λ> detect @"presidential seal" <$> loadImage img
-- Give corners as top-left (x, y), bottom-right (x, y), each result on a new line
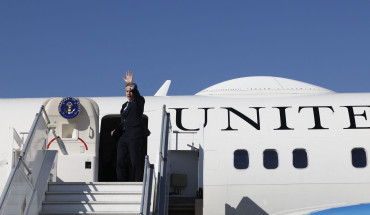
top-left (58, 97), bottom-right (81, 119)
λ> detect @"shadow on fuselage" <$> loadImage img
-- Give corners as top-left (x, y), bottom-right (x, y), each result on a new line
top-left (225, 197), bottom-right (269, 215)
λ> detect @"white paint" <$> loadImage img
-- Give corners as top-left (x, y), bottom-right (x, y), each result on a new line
top-left (1, 76), bottom-right (370, 214)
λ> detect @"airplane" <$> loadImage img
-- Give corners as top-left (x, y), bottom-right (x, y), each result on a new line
top-left (1, 76), bottom-right (370, 215)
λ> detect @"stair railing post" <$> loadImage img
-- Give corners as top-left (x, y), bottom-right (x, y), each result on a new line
top-left (140, 155), bottom-right (149, 215)
top-left (156, 105), bottom-right (170, 215)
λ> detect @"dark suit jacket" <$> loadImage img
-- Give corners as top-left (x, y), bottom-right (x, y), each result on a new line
top-left (115, 83), bottom-right (145, 140)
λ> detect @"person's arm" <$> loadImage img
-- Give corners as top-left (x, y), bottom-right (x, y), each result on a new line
top-left (123, 70), bottom-right (143, 101)
top-left (130, 83), bottom-right (144, 101)
top-left (131, 83), bottom-right (145, 114)
top-left (123, 70), bottom-right (145, 112)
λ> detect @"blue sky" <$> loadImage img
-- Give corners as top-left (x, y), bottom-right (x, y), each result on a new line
top-left (0, 1), bottom-right (369, 98)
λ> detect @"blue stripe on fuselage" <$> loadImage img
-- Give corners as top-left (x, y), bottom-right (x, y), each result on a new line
top-left (310, 204), bottom-right (370, 215)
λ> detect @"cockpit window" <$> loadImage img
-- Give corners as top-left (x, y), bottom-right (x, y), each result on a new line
top-left (234, 149), bottom-right (249, 169)
top-left (352, 148), bottom-right (367, 168)
top-left (293, 149), bottom-right (308, 169)
top-left (264, 149), bottom-right (278, 169)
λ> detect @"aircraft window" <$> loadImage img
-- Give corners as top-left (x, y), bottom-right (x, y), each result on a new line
top-left (264, 149), bottom-right (278, 169)
top-left (293, 149), bottom-right (308, 169)
top-left (352, 148), bottom-right (367, 168)
top-left (234, 149), bottom-right (249, 169)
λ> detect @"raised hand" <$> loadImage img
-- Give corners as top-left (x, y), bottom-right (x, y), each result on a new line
top-left (123, 70), bottom-right (133, 84)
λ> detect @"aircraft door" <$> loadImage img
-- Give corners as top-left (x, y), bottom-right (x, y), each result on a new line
top-left (44, 97), bottom-right (99, 182)
top-left (98, 114), bottom-right (120, 182)
top-left (98, 114), bottom-right (149, 182)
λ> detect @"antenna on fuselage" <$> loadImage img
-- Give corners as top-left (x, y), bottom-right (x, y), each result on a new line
top-left (154, 80), bottom-right (171, 96)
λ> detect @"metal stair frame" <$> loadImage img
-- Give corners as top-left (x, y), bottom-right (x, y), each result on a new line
top-left (0, 106), bottom-right (57, 215)
top-left (0, 104), bottom-right (171, 215)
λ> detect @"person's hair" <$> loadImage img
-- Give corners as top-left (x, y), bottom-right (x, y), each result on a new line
top-left (125, 83), bottom-right (138, 90)
top-left (125, 83), bottom-right (133, 88)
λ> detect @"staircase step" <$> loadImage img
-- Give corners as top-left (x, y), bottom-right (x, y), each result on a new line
top-left (45, 191), bottom-right (142, 202)
top-left (41, 201), bottom-right (141, 212)
top-left (169, 204), bottom-right (195, 211)
top-left (48, 182), bottom-right (143, 192)
top-left (169, 204), bottom-right (195, 215)
top-left (40, 182), bottom-right (145, 214)
top-left (40, 212), bottom-right (139, 215)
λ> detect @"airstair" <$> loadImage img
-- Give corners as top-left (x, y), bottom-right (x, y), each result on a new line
top-left (39, 182), bottom-right (142, 215)
top-left (0, 103), bottom-right (170, 215)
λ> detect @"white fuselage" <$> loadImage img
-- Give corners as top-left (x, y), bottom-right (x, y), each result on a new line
top-left (1, 91), bottom-right (370, 214)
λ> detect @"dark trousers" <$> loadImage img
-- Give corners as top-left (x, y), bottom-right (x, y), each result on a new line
top-left (116, 134), bottom-right (144, 182)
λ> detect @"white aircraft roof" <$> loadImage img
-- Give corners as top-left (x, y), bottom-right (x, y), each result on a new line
top-left (195, 76), bottom-right (334, 97)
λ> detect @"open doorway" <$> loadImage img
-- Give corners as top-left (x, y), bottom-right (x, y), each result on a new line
top-left (98, 114), bottom-right (148, 182)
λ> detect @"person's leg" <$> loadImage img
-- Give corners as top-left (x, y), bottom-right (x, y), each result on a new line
top-left (116, 136), bottom-right (129, 181)
top-left (128, 138), bottom-right (144, 182)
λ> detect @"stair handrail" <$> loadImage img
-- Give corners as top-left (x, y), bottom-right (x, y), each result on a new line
top-left (155, 105), bottom-right (171, 215)
top-left (140, 155), bottom-right (154, 215)
top-left (11, 127), bottom-right (23, 150)
top-left (0, 105), bottom-right (50, 213)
